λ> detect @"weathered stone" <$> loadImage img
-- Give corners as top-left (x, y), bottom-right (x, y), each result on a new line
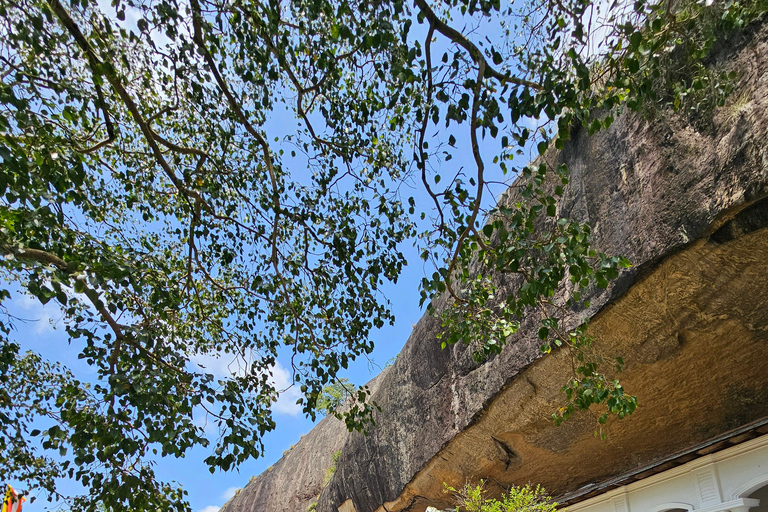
top-left (220, 372), bottom-right (390, 512)
top-left (219, 415), bottom-right (345, 512)
top-left (222, 19), bottom-right (768, 512)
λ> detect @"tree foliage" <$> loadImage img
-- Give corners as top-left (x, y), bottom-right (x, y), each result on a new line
top-left (317, 378), bottom-right (358, 417)
top-left (0, 0), bottom-right (765, 508)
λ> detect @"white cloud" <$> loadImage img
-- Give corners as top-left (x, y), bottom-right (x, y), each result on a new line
top-left (198, 506), bottom-right (220, 512)
top-left (191, 352), bottom-right (249, 379)
top-left (222, 487), bottom-right (239, 501)
top-left (190, 353), bottom-right (302, 417)
top-left (16, 293), bottom-right (63, 334)
top-left (270, 362), bottom-right (302, 416)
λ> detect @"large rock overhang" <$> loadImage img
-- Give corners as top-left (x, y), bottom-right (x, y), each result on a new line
top-left (315, 20), bottom-right (768, 512)
top-left (371, 203), bottom-right (768, 512)
top-left (221, 19), bottom-right (768, 512)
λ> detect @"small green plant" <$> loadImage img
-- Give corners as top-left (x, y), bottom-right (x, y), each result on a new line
top-left (323, 450), bottom-right (342, 486)
top-left (444, 481), bottom-right (559, 512)
top-left (307, 502), bottom-right (317, 512)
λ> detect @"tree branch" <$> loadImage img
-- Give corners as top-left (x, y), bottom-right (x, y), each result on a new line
top-left (78, 79), bottom-right (116, 154)
top-left (413, 0), bottom-right (543, 90)
top-left (1, 243), bottom-right (185, 374)
top-left (444, 59), bottom-right (487, 302)
top-left (417, 25), bottom-right (447, 232)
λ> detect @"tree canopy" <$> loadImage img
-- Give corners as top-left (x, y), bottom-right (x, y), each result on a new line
top-left (0, 0), bottom-right (765, 508)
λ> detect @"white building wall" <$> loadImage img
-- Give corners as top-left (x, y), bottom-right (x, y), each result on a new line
top-left (566, 435), bottom-right (768, 512)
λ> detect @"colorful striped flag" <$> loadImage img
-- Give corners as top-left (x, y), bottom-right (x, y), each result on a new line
top-left (1, 485), bottom-right (24, 512)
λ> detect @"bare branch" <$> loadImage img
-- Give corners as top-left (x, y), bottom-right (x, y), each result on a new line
top-left (445, 59), bottom-right (487, 302)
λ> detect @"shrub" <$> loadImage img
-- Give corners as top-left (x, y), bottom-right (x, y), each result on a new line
top-left (445, 481), bottom-right (559, 512)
